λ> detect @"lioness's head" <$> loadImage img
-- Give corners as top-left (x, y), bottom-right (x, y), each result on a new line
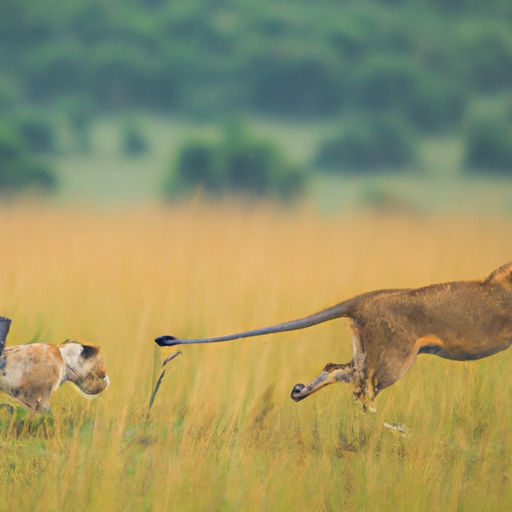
top-left (59, 341), bottom-right (109, 396)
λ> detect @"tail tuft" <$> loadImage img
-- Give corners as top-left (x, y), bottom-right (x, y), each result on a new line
top-left (155, 335), bottom-right (179, 346)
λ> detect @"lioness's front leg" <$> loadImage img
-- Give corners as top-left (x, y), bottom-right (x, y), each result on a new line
top-left (291, 361), bottom-right (354, 402)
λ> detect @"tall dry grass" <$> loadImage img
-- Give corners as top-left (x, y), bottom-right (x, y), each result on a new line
top-left (0, 198), bottom-right (511, 511)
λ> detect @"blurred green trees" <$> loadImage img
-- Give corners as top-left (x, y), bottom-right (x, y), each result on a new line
top-left (165, 123), bottom-right (308, 199)
top-left (3, 0), bottom-right (512, 123)
top-left (316, 115), bottom-right (416, 172)
top-left (465, 116), bottom-right (512, 174)
top-left (3, 0), bottom-right (512, 189)
top-left (0, 121), bottom-right (57, 192)
top-left (121, 123), bottom-right (149, 156)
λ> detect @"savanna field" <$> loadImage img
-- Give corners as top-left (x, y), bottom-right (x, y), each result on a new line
top-left (1, 198), bottom-right (512, 511)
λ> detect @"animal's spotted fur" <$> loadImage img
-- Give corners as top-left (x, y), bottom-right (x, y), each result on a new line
top-left (0, 318), bottom-right (108, 413)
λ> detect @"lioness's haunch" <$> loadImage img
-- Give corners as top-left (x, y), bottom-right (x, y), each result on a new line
top-left (156, 262), bottom-right (512, 410)
top-left (0, 318), bottom-right (109, 413)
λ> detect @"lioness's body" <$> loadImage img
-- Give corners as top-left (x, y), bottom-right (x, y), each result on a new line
top-left (0, 340), bottom-right (109, 413)
top-left (156, 262), bottom-right (512, 409)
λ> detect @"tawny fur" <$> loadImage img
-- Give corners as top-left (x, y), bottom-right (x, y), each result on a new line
top-left (0, 338), bottom-right (109, 413)
top-left (156, 262), bottom-right (512, 410)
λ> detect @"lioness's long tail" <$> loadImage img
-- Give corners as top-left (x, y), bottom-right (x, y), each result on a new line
top-left (155, 296), bottom-right (363, 347)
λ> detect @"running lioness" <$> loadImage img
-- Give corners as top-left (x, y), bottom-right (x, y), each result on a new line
top-left (0, 316), bottom-right (109, 413)
top-left (155, 262), bottom-right (512, 410)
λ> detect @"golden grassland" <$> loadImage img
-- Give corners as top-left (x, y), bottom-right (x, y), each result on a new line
top-left (0, 198), bottom-right (512, 511)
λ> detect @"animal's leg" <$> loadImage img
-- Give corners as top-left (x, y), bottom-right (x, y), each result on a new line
top-left (351, 370), bottom-right (378, 413)
top-left (0, 316), bottom-right (11, 356)
top-left (352, 322), bottom-right (421, 412)
top-left (291, 361), bottom-right (354, 402)
top-left (14, 385), bottom-right (52, 413)
top-left (347, 330), bottom-right (378, 412)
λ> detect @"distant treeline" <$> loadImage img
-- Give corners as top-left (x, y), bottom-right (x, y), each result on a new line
top-left (2, 0), bottom-right (512, 191)
top-left (2, 0), bottom-right (511, 125)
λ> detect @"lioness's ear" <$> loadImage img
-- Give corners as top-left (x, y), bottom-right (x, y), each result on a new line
top-left (81, 345), bottom-right (99, 359)
top-left (502, 264), bottom-right (512, 284)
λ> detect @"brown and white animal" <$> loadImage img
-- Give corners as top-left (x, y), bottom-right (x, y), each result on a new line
top-left (0, 316), bottom-right (109, 413)
top-left (155, 262), bottom-right (512, 411)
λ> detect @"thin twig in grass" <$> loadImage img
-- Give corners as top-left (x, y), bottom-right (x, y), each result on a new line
top-left (383, 422), bottom-right (409, 437)
top-left (148, 351), bottom-right (181, 418)
top-left (162, 350), bottom-right (182, 367)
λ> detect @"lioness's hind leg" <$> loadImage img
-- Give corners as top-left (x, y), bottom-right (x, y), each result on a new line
top-left (291, 361), bottom-right (354, 402)
top-left (352, 372), bottom-right (378, 413)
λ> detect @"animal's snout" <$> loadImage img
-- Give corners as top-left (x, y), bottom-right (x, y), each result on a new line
top-left (291, 383), bottom-right (307, 402)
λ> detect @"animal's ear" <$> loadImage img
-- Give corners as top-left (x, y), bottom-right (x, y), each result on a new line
top-left (81, 344), bottom-right (99, 359)
top-left (501, 263), bottom-right (512, 284)
top-left (488, 262), bottom-right (512, 284)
